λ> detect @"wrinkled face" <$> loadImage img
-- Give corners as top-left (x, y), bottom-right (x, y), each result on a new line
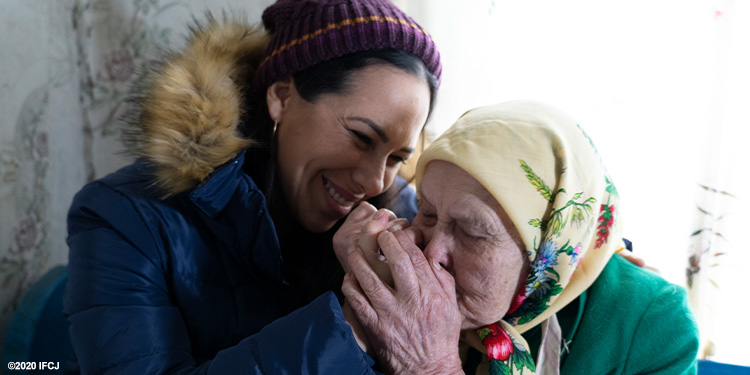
top-left (413, 161), bottom-right (530, 330)
top-left (270, 65), bottom-right (429, 233)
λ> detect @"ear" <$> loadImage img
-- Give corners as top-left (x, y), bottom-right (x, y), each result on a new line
top-left (266, 77), bottom-right (294, 123)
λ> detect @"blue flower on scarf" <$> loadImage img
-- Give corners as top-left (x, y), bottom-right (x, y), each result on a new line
top-left (532, 240), bottom-right (559, 277)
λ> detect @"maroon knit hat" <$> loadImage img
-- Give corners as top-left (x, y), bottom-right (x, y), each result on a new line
top-left (255, 0), bottom-right (441, 89)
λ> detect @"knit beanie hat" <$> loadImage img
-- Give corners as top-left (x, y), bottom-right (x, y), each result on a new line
top-left (255, 0), bottom-right (441, 89)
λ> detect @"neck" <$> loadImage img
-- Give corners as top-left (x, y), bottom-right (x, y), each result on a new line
top-left (268, 182), bottom-right (346, 312)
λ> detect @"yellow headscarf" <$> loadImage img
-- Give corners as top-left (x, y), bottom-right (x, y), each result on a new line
top-left (415, 101), bottom-right (624, 374)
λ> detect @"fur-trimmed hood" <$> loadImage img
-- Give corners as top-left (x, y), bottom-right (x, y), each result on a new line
top-left (122, 16), bottom-right (270, 197)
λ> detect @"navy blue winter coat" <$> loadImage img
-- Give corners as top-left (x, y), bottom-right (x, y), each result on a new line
top-left (64, 20), bottom-right (417, 374)
top-left (66, 153), bottom-right (414, 374)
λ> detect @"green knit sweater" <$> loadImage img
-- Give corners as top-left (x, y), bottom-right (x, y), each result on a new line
top-left (464, 255), bottom-right (700, 374)
top-left (526, 254), bottom-right (700, 374)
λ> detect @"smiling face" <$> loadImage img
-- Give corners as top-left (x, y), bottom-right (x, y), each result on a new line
top-left (413, 161), bottom-right (530, 330)
top-left (268, 64), bottom-right (430, 233)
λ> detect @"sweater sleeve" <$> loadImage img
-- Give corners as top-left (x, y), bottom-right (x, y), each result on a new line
top-left (623, 282), bottom-right (700, 375)
top-left (65, 181), bottom-right (377, 375)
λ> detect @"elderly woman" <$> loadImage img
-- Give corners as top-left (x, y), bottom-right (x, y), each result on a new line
top-left (336, 100), bottom-right (700, 374)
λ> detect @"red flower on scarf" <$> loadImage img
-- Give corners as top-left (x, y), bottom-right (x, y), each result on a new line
top-left (482, 323), bottom-right (514, 361)
top-left (507, 288), bottom-right (526, 315)
top-left (595, 204), bottom-right (615, 248)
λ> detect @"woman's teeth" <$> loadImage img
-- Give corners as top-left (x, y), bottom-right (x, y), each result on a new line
top-left (325, 180), bottom-right (354, 206)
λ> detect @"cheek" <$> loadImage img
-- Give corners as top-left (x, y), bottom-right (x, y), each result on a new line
top-left (454, 267), bottom-right (506, 327)
top-left (276, 145), bottom-right (308, 197)
top-left (278, 123), bottom-right (342, 174)
top-left (456, 258), bottom-right (496, 296)
top-left (457, 254), bottom-right (519, 314)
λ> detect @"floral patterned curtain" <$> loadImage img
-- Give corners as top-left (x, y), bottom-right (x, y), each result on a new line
top-left (0, 0), bottom-right (273, 345)
top-left (686, 0), bottom-right (750, 364)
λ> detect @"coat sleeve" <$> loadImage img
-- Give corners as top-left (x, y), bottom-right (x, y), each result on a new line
top-left (391, 176), bottom-right (419, 222)
top-left (65, 181), bottom-right (378, 375)
top-left (622, 282), bottom-right (700, 375)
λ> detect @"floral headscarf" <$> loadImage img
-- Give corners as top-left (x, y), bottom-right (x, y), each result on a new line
top-left (415, 101), bottom-right (625, 374)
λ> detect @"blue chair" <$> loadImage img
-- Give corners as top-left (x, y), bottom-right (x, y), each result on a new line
top-left (3, 266), bottom-right (72, 374)
top-left (699, 359), bottom-right (750, 374)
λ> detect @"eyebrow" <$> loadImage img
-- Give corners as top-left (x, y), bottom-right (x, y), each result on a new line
top-left (348, 116), bottom-right (415, 154)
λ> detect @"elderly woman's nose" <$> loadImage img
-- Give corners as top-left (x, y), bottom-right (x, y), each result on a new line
top-left (422, 234), bottom-right (451, 270)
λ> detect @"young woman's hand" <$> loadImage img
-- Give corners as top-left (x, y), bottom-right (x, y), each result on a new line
top-left (333, 202), bottom-right (378, 272)
top-left (342, 228), bottom-right (463, 375)
top-left (333, 202), bottom-right (408, 285)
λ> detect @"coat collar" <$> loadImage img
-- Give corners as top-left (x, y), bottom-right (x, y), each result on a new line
top-left (187, 151), bottom-right (284, 284)
top-left (121, 16), bottom-right (270, 198)
top-left (188, 152), bottom-right (246, 218)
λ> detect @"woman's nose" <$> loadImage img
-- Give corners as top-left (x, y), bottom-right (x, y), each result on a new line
top-left (353, 158), bottom-right (387, 197)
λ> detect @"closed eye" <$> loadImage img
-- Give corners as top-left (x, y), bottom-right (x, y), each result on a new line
top-left (389, 155), bottom-right (407, 164)
top-left (350, 130), bottom-right (373, 145)
top-left (460, 226), bottom-right (484, 242)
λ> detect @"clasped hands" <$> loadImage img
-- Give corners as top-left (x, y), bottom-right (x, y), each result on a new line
top-left (333, 203), bottom-right (464, 375)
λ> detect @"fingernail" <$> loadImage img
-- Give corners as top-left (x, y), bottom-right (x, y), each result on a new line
top-left (432, 259), bottom-right (442, 271)
top-left (374, 210), bottom-right (386, 220)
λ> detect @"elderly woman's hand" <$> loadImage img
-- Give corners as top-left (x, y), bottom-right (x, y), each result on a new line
top-left (618, 248), bottom-right (661, 273)
top-left (334, 202), bottom-right (410, 356)
top-left (342, 228), bottom-right (464, 375)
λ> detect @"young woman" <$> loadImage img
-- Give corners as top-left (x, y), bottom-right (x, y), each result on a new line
top-left (64, 0), bottom-right (440, 373)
